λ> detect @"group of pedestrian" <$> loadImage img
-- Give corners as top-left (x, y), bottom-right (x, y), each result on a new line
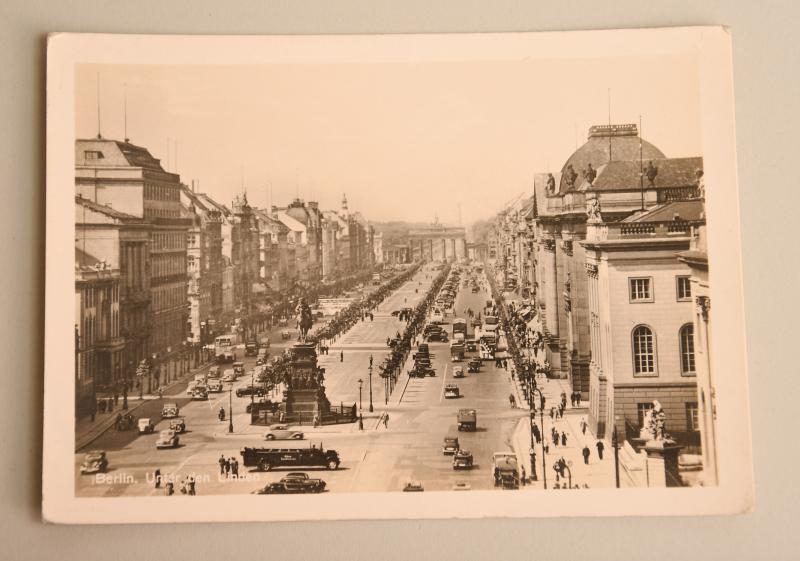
top-left (551, 426), bottom-right (568, 447)
top-left (570, 391), bottom-right (582, 407)
top-left (218, 454), bottom-right (240, 478)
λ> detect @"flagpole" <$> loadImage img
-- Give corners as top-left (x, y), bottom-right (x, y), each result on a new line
top-left (639, 115), bottom-right (644, 211)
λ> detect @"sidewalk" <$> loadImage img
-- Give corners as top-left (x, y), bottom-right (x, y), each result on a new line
top-left (74, 360), bottom-right (214, 451)
top-left (509, 374), bottom-right (616, 489)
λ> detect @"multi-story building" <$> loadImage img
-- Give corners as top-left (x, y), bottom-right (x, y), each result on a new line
top-left (75, 249), bottom-right (123, 417)
top-left (230, 194), bottom-right (261, 324)
top-left (272, 199), bottom-right (324, 284)
top-left (76, 139), bottom-right (190, 377)
top-left (254, 208), bottom-right (292, 292)
top-left (181, 186), bottom-right (224, 344)
top-left (75, 196), bottom-right (149, 390)
top-left (513, 123), bottom-right (707, 449)
top-left (373, 232), bottom-right (384, 265)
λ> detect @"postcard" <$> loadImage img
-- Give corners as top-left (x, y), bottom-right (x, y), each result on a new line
top-left (44, 28), bottom-right (753, 523)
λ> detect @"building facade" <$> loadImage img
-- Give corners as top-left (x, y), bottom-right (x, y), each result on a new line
top-left (76, 139), bottom-right (190, 374)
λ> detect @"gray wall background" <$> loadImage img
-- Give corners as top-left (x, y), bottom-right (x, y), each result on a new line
top-left (1, 1), bottom-right (797, 559)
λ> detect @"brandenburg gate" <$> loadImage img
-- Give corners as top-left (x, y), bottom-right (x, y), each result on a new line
top-left (408, 224), bottom-right (467, 262)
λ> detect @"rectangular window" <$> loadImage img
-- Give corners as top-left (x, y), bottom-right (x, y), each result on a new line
top-left (629, 277), bottom-right (653, 302)
top-left (686, 402), bottom-right (699, 431)
top-left (84, 150), bottom-right (103, 160)
top-left (677, 276), bottom-right (692, 301)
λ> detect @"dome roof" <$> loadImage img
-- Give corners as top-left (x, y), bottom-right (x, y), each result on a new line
top-left (559, 124), bottom-right (666, 192)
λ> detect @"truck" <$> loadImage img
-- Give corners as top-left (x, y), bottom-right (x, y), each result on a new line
top-left (214, 334), bottom-right (238, 363)
top-left (241, 444), bottom-right (341, 471)
top-left (457, 408), bottom-right (477, 432)
top-left (245, 339), bottom-right (259, 357)
top-left (492, 452), bottom-right (520, 489)
top-left (452, 318), bottom-right (468, 340)
top-left (483, 315), bottom-right (499, 333)
top-left (450, 341), bottom-right (465, 362)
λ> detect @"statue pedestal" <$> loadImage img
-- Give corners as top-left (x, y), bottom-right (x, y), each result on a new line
top-left (280, 342), bottom-right (332, 424)
top-left (644, 440), bottom-right (683, 488)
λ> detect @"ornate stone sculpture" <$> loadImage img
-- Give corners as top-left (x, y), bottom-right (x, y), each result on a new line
top-left (546, 173), bottom-right (556, 194)
top-left (640, 400), bottom-right (669, 442)
top-left (583, 163), bottom-right (597, 185)
top-left (644, 160), bottom-right (659, 185)
top-left (295, 297), bottom-right (313, 342)
top-left (564, 272), bottom-right (571, 294)
top-left (564, 165), bottom-right (578, 189)
top-left (586, 195), bottom-right (602, 223)
top-left (695, 169), bottom-right (705, 199)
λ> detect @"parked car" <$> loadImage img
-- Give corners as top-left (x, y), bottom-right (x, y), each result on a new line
top-left (168, 418), bottom-right (186, 433)
top-left (403, 480), bottom-right (425, 492)
top-left (79, 451), bottom-right (108, 474)
top-left (263, 424), bottom-right (304, 441)
top-left (161, 403), bottom-right (179, 418)
top-left (156, 429), bottom-right (180, 449)
top-left (137, 418), bottom-right (155, 434)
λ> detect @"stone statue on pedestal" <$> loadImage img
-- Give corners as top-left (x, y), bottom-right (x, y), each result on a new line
top-left (586, 195), bottom-right (602, 223)
top-left (295, 297), bottom-right (313, 342)
top-left (546, 173), bottom-right (556, 194)
top-left (640, 400), bottom-right (669, 442)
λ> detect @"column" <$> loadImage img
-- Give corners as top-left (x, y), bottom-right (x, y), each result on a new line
top-left (544, 239), bottom-right (558, 337)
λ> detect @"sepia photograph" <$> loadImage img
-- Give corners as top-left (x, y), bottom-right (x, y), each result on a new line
top-left (44, 28), bottom-right (752, 523)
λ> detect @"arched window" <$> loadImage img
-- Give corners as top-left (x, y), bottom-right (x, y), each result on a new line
top-left (632, 325), bottom-right (656, 374)
top-left (680, 324), bottom-right (696, 374)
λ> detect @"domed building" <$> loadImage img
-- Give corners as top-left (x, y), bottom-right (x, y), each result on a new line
top-left (518, 123), bottom-right (708, 464)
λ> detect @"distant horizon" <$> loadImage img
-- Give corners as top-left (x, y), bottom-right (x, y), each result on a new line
top-left (76, 56), bottom-right (701, 227)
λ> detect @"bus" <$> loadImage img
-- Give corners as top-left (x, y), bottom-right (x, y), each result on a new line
top-left (452, 318), bottom-right (468, 340)
top-left (214, 334), bottom-right (238, 363)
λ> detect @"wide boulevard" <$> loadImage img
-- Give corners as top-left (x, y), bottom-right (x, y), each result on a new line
top-left (75, 264), bottom-right (526, 496)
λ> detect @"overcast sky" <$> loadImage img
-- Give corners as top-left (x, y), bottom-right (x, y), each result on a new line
top-left (76, 54), bottom-right (701, 226)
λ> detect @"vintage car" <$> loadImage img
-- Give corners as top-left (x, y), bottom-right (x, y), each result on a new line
top-left (190, 388), bottom-right (209, 401)
top-left (237, 385), bottom-right (266, 398)
top-left (233, 362), bottom-right (245, 375)
top-left (168, 418), bottom-right (186, 433)
top-left (137, 418), bottom-right (155, 434)
top-left (452, 481), bottom-right (472, 491)
top-left (251, 482), bottom-right (288, 495)
top-left (207, 378), bottom-right (223, 393)
top-left (194, 372), bottom-right (207, 383)
top-left (442, 436), bottom-right (460, 455)
top-left (263, 424), bottom-right (304, 440)
top-left (161, 403), bottom-right (179, 418)
top-left (465, 339), bottom-right (478, 352)
top-left (453, 366), bottom-right (465, 378)
top-left (467, 359), bottom-right (481, 373)
top-left (222, 369), bottom-right (236, 382)
top-left (280, 472), bottom-right (326, 493)
top-left (207, 366), bottom-right (221, 378)
top-left (426, 331), bottom-right (448, 342)
top-left (402, 480), bottom-right (425, 492)
top-left (79, 451), bottom-right (109, 475)
top-left (453, 450), bottom-right (474, 470)
top-left (186, 381), bottom-right (198, 395)
top-left (444, 384), bottom-right (460, 399)
top-left (156, 429), bottom-right (180, 449)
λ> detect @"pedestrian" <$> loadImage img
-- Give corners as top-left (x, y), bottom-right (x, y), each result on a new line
top-left (383, 413), bottom-right (389, 429)
top-left (552, 432), bottom-right (559, 447)
top-left (358, 414), bottom-right (364, 431)
top-left (179, 479), bottom-right (188, 494)
top-left (224, 457), bottom-right (231, 477)
top-left (313, 413), bottom-right (319, 428)
top-left (509, 394), bottom-right (516, 408)
top-left (154, 468), bottom-right (161, 489)
top-left (340, 350), bottom-right (344, 362)
top-left (561, 432), bottom-right (567, 446)
top-left (521, 465), bottom-right (526, 486)
top-left (582, 445), bottom-right (591, 465)
top-left (165, 481), bottom-right (174, 496)
top-left (570, 392), bottom-right (575, 407)
top-left (580, 417), bottom-right (588, 435)
top-left (188, 476), bottom-right (196, 495)
top-left (576, 392), bottom-right (581, 406)
top-left (231, 457), bottom-right (239, 477)
top-left (596, 440), bottom-right (605, 460)
top-left (550, 407), bottom-right (555, 421)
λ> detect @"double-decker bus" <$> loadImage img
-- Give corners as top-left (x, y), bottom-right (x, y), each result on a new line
top-left (214, 334), bottom-right (238, 363)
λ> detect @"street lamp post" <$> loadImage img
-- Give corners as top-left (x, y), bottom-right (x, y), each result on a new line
top-left (528, 410), bottom-right (538, 481)
top-left (358, 378), bottom-right (363, 411)
top-left (228, 385), bottom-right (234, 434)
top-left (612, 425), bottom-right (621, 488)
top-left (368, 361), bottom-right (374, 413)
top-left (531, 387), bottom-right (547, 489)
